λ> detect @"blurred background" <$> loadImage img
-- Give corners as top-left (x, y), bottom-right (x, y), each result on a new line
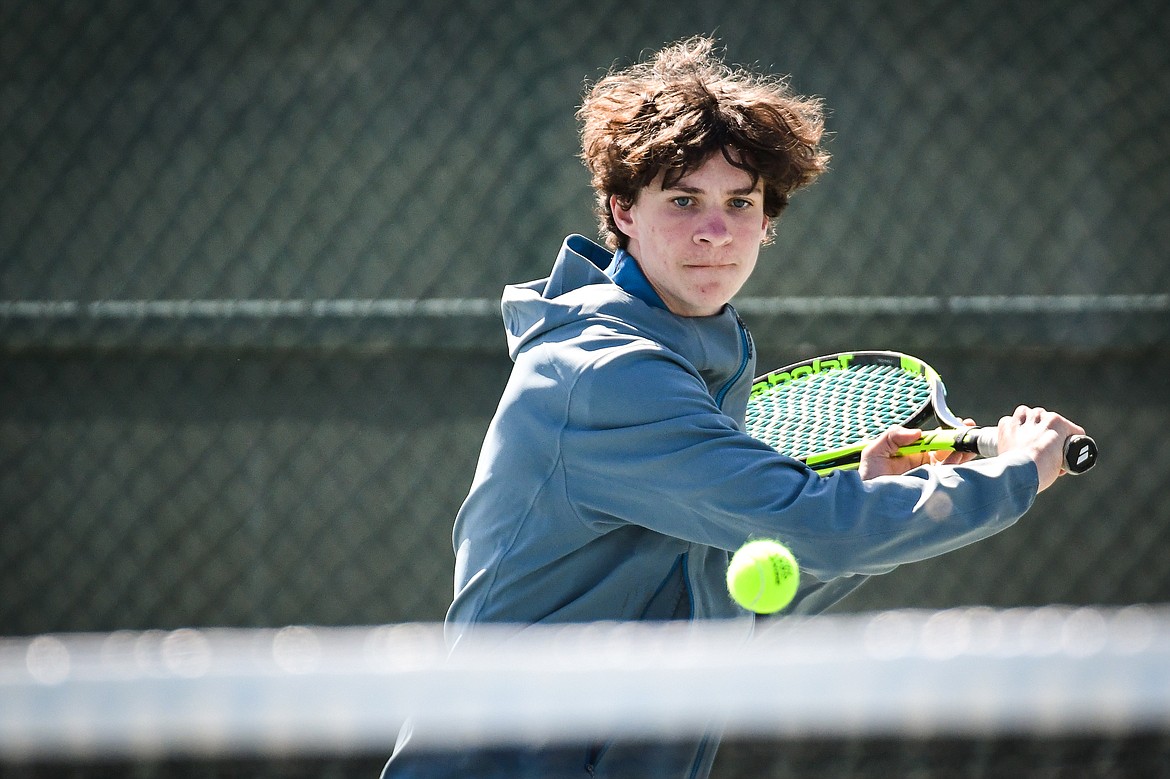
top-left (2, 0), bottom-right (1168, 776)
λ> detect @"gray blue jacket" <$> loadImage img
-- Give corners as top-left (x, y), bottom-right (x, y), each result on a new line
top-left (448, 234), bottom-right (1037, 632)
top-left (385, 234), bottom-right (1039, 778)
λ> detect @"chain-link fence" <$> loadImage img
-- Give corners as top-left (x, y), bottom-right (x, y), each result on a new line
top-left (2, 0), bottom-right (1169, 775)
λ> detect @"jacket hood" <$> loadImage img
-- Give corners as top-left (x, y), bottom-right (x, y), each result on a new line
top-left (499, 235), bottom-right (755, 425)
top-left (501, 235), bottom-right (747, 368)
top-left (502, 235), bottom-right (617, 359)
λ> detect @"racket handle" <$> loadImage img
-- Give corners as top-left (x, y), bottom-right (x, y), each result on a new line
top-left (952, 428), bottom-right (1098, 474)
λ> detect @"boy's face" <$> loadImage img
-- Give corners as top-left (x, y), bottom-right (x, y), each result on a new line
top-left (610, 152), bottom-right (770, 317)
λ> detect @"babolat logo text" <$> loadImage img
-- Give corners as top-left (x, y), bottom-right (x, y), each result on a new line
top-left (752, 354), bottom-right (855, 395)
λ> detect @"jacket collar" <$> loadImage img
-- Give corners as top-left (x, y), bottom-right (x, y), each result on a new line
top-left (604, 248), bottom-right (668, 311)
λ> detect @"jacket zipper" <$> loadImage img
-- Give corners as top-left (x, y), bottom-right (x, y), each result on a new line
top-left (713, 312), bottom-right (752, 409)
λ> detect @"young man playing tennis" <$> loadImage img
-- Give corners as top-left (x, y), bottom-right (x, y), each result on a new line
top-left (384, 36), bottom-right (1085, 778)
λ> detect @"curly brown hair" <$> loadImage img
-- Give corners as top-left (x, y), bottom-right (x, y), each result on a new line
top-left (578, 36), bottom-right (830, 249)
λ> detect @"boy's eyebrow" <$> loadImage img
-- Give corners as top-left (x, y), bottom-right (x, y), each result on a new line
top-left (664, 182), bottom-right (762, 196)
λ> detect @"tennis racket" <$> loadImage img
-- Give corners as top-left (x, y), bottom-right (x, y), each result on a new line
top-left (745, 351), bottom-right (1098, 475)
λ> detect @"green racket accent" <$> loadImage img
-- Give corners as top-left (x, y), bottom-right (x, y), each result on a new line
top-left (746, 352), bottom-right (948, 474)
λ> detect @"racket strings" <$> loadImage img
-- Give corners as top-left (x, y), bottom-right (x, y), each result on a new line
top-left (745, 365), bottom-right (931, 459)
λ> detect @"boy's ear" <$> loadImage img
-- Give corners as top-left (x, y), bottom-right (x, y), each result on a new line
top-left (609, 194), bottom-right (636, 236)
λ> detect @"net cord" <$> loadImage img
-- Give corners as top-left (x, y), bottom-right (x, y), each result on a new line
top-left (2, 607), bottom-right (1168, 760)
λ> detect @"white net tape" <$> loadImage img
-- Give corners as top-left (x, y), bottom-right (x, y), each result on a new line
top-left (3, 606), bottom-right (1168, 760)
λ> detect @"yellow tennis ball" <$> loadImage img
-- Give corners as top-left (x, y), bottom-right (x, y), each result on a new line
top-left (726, 539), bottom-right (800, 614)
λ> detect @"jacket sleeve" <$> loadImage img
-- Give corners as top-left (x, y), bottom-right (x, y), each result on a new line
top-left (560, 343), bottom-right (1039, 582)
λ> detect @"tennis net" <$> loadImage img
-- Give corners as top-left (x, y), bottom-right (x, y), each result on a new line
top-left (3, 606), bottom-right (1169, 775)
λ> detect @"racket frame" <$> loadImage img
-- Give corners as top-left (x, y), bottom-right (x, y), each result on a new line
top-left (748, 351), bottom-right (968, 474)
top-left (747, 350), bottom-right (1096, 475)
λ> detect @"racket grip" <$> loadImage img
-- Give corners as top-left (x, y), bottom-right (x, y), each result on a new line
top-left (951, 428), bottom-right (1098, 474)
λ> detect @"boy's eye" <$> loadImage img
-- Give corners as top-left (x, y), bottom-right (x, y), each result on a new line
top-left (730, 198), bottom-right (753, 209)
top-left (671, 196), bottom-right (694, 207)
